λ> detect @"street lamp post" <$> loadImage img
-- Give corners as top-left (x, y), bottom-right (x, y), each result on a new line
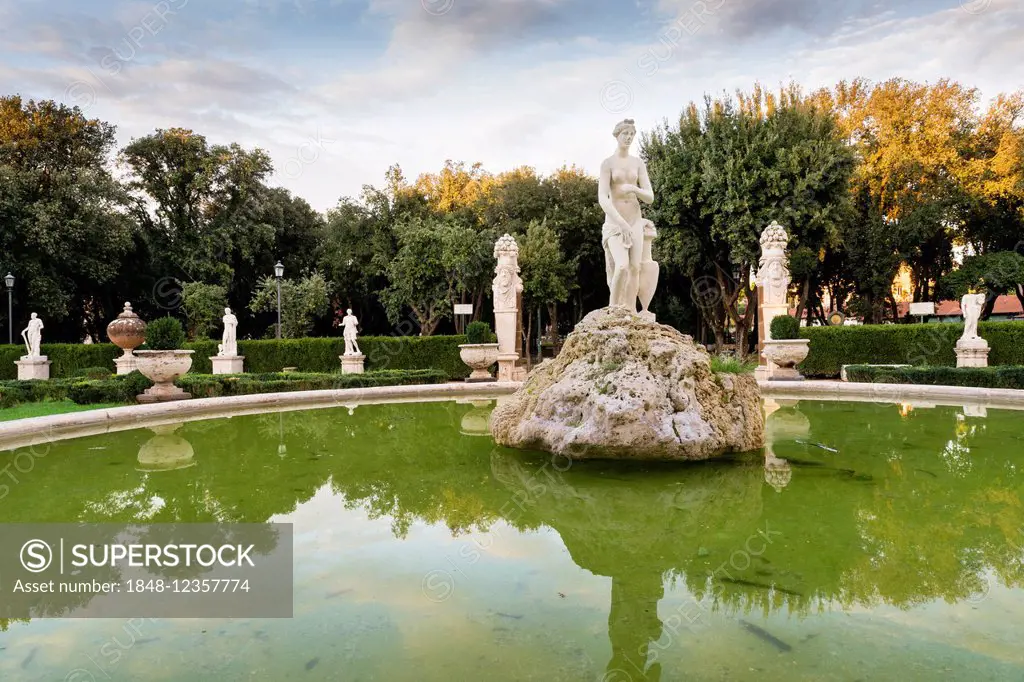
top-left (274, 261), bottom-right (284, 339)
top-left (4, 273), bottom-right (14, 345)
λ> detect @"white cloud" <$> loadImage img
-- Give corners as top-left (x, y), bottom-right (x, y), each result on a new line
top-left (0, 0), bottom-right (1021, 212)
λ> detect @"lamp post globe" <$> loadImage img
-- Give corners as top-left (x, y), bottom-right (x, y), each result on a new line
top-left (4, 273), bottom-right (13, 345)
top-left (274, 262), bottom-right (284, 339)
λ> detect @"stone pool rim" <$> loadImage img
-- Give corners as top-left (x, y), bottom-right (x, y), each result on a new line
top-left (1, 379), bottom-right (1022, 451)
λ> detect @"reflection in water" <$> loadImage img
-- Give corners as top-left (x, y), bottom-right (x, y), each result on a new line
top-left (136, 423), bottom-right (194, 472)
top-left (458, 399), bottom-right (494, 437)
top-left (2, 398), bottom-right (1024, 680)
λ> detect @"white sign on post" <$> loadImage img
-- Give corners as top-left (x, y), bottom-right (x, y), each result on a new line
top-left (909, 302), bottom-right (935, 318)
top-left (454, 304), bottom-right (473, 316)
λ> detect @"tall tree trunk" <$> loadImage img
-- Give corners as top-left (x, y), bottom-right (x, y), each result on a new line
top-left (795, 279), bottom-right (811, 325)
top-left (547, 302), bottom-right (558, 338)
top-left (524, 306), bottom-right (533, 371)
top-left (981, 292), bottom-right (999, 321)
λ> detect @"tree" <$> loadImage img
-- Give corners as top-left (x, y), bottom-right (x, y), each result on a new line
top-left (645, 85), bottom-right (855, 354)
top-left (518, 220), bottom-right (571, 364)
top-left (181, 282), bottom-right (228, 340)
top-left (541, 166), bottom-right (604, 327)
top-left (812, 78), bottom-right (1008, 310)
top-left (940, 251), bottom-right (1024, 318)
top-left (118, 128), bottom-right (273, 290)
top-left (0, 96), bottom-right (134, 340)
top-left (380, 216), bottom-right (458, 336)
top-left (249, 273), bottom-right (329, 338)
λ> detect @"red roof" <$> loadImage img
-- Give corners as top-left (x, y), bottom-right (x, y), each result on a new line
top-left (897, 295), bottom-right (1023, 318)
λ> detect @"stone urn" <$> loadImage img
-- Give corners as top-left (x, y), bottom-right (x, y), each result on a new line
top-left (107, 302), bottom-right (147, 375)
top-left (459, 343), bottom-right (499, 382)
top-left (134, 350), bottom-right (195, 403)
top-left (761, 339), bottom-right (810, 381)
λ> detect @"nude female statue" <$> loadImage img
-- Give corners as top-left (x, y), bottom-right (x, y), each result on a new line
top-left (598, 118), bottom-right (659, 319)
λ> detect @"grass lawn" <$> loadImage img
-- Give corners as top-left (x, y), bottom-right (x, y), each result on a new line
top-left (0, 400), bottom-right (126, 422)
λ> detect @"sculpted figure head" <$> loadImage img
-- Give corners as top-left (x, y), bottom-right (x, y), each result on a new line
top-left (612, 119), bottom-right (636, 149)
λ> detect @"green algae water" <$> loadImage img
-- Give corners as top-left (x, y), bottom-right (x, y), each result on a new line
top-left (1, 398), bottom-right (1023, 681)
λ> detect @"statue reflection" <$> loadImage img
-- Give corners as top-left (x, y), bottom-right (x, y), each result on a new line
top-left (489, 444), bottom-right (765, 681)
top-left (136, 423), bottom-right (194, 472)
top-left (761, 398), bottom-right (809, 492)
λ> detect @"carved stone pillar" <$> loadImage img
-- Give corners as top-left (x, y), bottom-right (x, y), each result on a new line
top-left (755, 221), bottom-right (792, 381)
top-left (493, 234), bottom-right (525, 382)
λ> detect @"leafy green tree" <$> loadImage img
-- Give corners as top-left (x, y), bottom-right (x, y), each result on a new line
top-left (249, 273), bottom-right (329, 338)
top-left (518, 220), bottom-right (571, 361)
top-left (541, 166), bottom-right (604, 327)
top-left (0, 96), bottom-right (134, 340)
top-left (181, 282), bottom-right (228, 340)
top-left (380, 215), bottom-right (474, 336)
top-left (940, 251), bottom-right (1024, 318)
top-left (118, 128), bottom-right (273, 290)
top-left (645, 85), bottom-right (855, 353)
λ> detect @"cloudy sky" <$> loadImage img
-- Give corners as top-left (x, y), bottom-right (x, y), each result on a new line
top-left (1, 0), bottom-right (1021, 211)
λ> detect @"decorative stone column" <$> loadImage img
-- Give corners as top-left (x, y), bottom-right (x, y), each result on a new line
top-left (107, 302), bottom-right (147, 375)
top-left (493, 234), bottom-right (525, 382)
top-left (755, 221), bottom-right (792, 381)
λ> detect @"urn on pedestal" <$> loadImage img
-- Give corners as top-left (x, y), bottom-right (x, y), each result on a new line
top-left (107, 302), bottom-right (147, 375)
top-left (133, 317), bottom-right (193, 403)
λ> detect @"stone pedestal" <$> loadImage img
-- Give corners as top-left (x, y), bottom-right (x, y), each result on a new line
top-left (955, 343), bottom-right (989, 368)
top-left (16, 357), bottom-right (50, 380)
top-left (114, 350), bottom-right (137, 375)
top-left (340, 354), bottom-right (365, 374)
top-left (497, 353), bottom-right (520, 382)
top-left (211, 355), bottom-right (245, 375)
top-left (137, 386), bottom-right (191, 403)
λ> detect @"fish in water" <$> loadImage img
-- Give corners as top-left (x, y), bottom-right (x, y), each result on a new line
top-left (305, 658), bottom-right (320, 671)
top-left (325, 589), bottom-right (353, 599)
top-left (739, 620), bottom-right (792, 652)
top-left (783, 457), bottom-right (826, 467)
top-left (794, 440), bottom-right (838, 453)
top-left (21, 647), bottom-right (38, 668)
top-left (134, 638), bottom-right (160, 646)
top-left (495, 612), bottom-right (524, 620)
top-left (720, 577), bottom-right (803, 597)
top-left (914, 468), bottom-right (938, 478)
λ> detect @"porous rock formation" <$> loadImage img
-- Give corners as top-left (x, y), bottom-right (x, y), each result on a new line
top-left (490, 307), bottom-right (764, 460)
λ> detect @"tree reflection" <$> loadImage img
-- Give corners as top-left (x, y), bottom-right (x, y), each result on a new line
top-left (1, 398), bottom-right (1022, 658)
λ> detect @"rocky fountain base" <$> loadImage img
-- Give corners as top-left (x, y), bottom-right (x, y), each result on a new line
top-left (490, 307), bottom-right (764, 461)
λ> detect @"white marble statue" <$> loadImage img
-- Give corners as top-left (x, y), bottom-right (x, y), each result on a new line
top-left (598, 118), bottom-right (659, 319)
top-left (959, 293), bottom-right (986, 346)
top-left (21, 313), bottom-right (43, 358)
top-left (218, 307), bottom-right (238, 357)
top-left (342, 309), bottom-right (361, 356)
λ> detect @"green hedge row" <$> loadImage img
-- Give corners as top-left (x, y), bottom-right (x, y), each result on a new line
top-left (845, 365), bottom-right (1024, 390)
top-left (175, 369), bottom-right (448, 399)
top-left (0, 335), bottom-right (470, 380)
top-left (799, 321), bottom-right (1024, 378)
top-left (0, 368), bottom-right (451, 408)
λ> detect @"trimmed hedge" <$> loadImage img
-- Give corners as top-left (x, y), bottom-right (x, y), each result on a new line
top-left (799, 321), bottom-right (1024, 378)
top-left (0, 368), bottom-right (451, 407)
top-left (0, 335), bottom-right (470, 380)
top-left (176, 369), bottom-right (448, 399)
top-left (0, 371), bottom-right (152, 408)
top-left (845, 364), bottom-right (1024, 390)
